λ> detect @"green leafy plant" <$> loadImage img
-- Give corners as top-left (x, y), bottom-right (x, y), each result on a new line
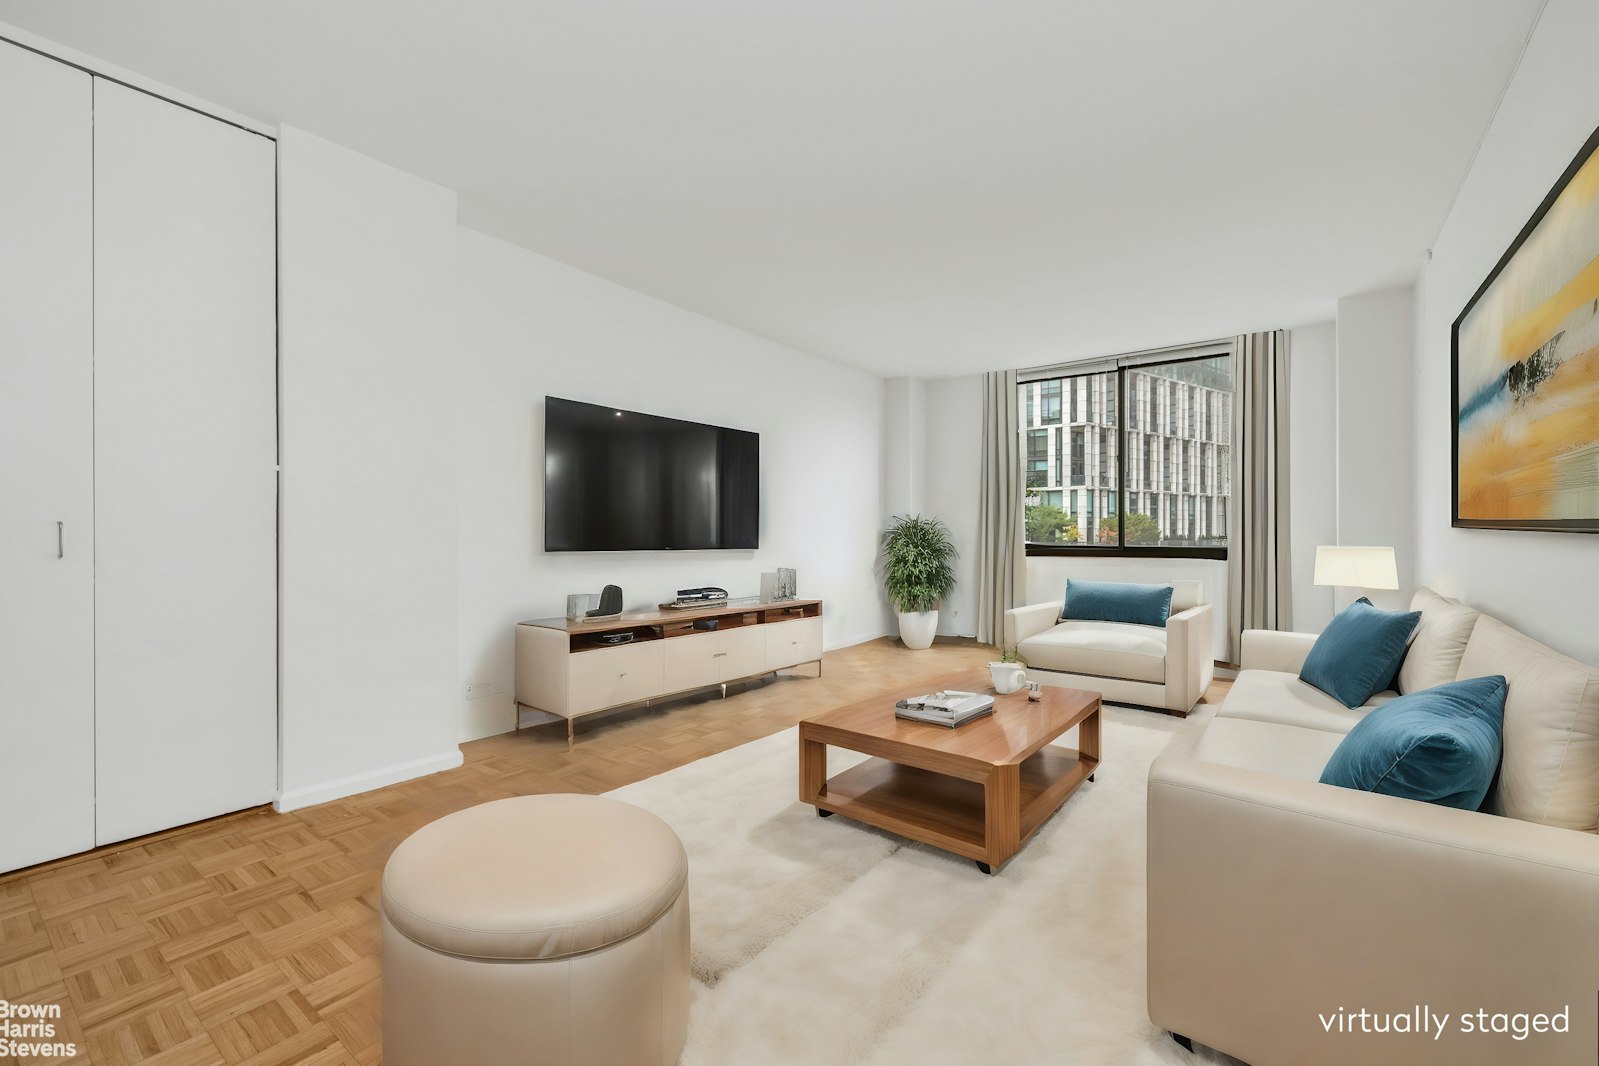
top-left (880, 515), bottom-right (957, 614)
top-left (1097, 511), bottom-right (1162, 545)
top-left (1025, 504), bottom-right (1080, 544)
top-left (999, 646), bottom-right (1024, 665)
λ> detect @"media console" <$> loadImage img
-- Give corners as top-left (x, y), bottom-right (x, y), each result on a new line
top-left (515, 599), bottom-right (824, 748)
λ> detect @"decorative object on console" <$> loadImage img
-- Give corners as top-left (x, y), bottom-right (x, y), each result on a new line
top-left (759, 570), bottom-right (797, 603)
top-left (565, 593), bottom-right (593, 621)
top-left (880, 515), bottom-right (957, 651)
top-left (1319, 674), bottom-right (1507, 810)
top-left (586, 584), bottom-right (623, 621)
top-left (1060, 578), bottom-right (1173, 628)
top-left (1454, 124), bottom-right (1599, 534)
top-left (1298, 597), bottom-right (1421, 708)
top-left (1313, 545), bottom-right (1398, 608)
top-left (662, 586), bottom-right (730, 609)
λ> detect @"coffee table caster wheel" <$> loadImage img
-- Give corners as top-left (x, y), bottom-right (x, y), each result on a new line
top-left (817, 808), bottom-right (834, 818)
top-left (1088, 773), bottom-right (1095, 782)
top-left (975, 861), bottom-right (992, 875)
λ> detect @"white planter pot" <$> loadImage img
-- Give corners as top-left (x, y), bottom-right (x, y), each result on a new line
top-left (896, 610), bottom-right (938, 650)
top-left (989, 662), bottom-right (1026, 694)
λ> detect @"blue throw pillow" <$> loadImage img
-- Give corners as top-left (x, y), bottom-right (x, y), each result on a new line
top-left (1320, 675), bottom-right (1507, 810)
top-left (1299, 597), bottom-right (1421, 708)
top-left (1060, 579), bottom-right (1173, 628)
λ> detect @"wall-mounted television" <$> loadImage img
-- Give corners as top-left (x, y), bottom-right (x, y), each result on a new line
top-left (543, 397), bottom-right (760, 552)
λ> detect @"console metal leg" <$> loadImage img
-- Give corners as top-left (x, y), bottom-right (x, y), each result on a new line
top-left (566, 717), bottom-right (573, 753)
top-left (721, 683), bottom-right (727, 699)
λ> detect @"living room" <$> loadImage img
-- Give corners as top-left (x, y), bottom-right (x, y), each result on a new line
top-left (1, 2), bottom-right (1596, 1064)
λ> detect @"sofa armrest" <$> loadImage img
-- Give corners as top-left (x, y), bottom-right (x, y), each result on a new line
top-left (1238, 628), bottom-right (1318, 673)
top-left (1003, 602), bottom-right (1060, 651)
top-left (1148, 754), bottom-right (1599, 1065)
top-left (1162, 604), bottom-right (1213, 713)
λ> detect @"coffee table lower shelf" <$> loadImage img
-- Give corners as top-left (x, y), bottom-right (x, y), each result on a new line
top-left (805, 745), bottom-right (1097, 872)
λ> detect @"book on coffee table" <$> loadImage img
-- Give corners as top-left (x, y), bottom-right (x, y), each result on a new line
top-left (894, 690), bottom-right (994, 727)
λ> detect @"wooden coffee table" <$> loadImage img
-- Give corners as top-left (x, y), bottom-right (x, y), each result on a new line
top-left (799, 670), bottom-right (1100, 874)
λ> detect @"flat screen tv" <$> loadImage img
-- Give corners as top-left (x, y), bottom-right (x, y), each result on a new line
top-left (544, 397), bottom-right (760, 551)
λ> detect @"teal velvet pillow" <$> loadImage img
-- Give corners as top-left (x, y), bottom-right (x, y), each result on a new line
top-left (1299, 597), bottom-right (1421, 708)
top-left (1060, 579), bottom-right (1173, 628)
top-left (1320, 675), bottom-right (1507, 810)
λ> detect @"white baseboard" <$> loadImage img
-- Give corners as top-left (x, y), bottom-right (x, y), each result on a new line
top-left (274, 749), bottom-right (465, 813)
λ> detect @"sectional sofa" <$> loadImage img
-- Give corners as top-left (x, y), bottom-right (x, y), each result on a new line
top-left (1147, 588), bottom-right (1599, 1065)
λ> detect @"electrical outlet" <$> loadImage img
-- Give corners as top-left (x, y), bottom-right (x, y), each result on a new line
top-left (465, 682), bottom-right (495, 701)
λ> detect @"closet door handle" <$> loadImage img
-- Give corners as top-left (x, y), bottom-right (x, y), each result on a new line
top-left (57, 521), bottom-right (63, 559)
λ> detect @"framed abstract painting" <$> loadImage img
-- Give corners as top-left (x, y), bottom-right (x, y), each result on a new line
top-left (1453, 124), bottom-right (1599, 533)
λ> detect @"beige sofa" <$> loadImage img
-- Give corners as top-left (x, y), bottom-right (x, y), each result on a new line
top-left (1004, 579), bottom-right (1212, 715)
top-left (1148, 588), bottom-right (1599, 1065)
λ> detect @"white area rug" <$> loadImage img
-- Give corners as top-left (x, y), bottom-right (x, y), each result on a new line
top-left (609, 704), bottom-right (1239, 1065)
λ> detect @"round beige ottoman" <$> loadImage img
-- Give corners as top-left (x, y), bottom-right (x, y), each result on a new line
top-left (381, 793), bottom-right (690, 1066)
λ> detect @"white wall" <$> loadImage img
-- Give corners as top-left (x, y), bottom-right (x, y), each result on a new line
top-left (1289, 320), bottom-right (1338, 631)
top-left (1335, 286), bottom-right (1417, 610)
top-left (883, 377), bottom-right (927, 519)
top-left (924, 375), bottom-right (983, 637)
top-left (455, 227), bottom-right (889, 741)
top-left (278, 127), bottom-right (463, 809)
top-left (1415, 0), bottom-right (1599, 664)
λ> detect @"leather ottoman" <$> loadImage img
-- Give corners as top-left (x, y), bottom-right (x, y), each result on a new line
top-left (381, 793), bottom-right (690, 1065)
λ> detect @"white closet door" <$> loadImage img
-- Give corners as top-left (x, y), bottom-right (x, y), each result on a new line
top-left (0, 43), bottom-right (95, 872)
top-left (93, 79), bottom-right (278, 844)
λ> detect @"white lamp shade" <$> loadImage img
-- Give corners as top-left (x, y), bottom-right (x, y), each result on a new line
top-left (1313, 546), bottom-right (1398, 590)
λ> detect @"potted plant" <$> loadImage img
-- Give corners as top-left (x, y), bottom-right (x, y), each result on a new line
top-left (880, 515), bottom-right (957, 650)
top-left (989, 646), bottom-right (1027, 694)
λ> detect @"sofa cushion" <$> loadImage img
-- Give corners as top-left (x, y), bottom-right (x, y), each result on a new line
top-left (1061, 579), bottom-right (1172, 628)
top-left (1299, 597), bottom-right (1421, 708)
top-left (1192, 717), bottom-right (1345, 782)
top-left (1461, 616), bottom-right (1599, 831)
top-left (1217, 669), bottom-right (1396, 734)
top-left (1399, 587), bottom-right (1480, 695)
top-left (1018, 621), bottom-right (1166, 683)
top-left (1319, 675), bottom-right (1507, 811)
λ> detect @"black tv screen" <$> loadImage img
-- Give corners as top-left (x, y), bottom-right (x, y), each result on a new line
top-left (544, 397), bottom-right (760, 551)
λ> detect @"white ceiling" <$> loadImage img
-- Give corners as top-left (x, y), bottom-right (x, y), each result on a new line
top-left (0, 1), bottom-right (1544, 378)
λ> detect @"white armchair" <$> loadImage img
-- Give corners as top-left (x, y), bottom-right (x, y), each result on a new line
top-left (1002, 580), bottom-right (1213, 715)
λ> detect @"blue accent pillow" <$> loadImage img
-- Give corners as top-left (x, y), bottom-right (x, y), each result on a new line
top-left (1060, 579), bottom-right (1173, 628)
top-left (1299, 597), bottom-right (1421, 708)
top-left (1320, 675), bottom-right (1507, 810)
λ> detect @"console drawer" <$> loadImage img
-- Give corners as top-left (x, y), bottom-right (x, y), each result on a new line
top-left (663, 631), bottom-right (720, 694)
top-left (765, 617), bottom-right (822, 671)
top-left (569, 640), bottom-right (665, 715)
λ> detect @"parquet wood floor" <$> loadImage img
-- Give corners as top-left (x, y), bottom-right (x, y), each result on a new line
top-left (0, 637), bottom-right (1230, 1065)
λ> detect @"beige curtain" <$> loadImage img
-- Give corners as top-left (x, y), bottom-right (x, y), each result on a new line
top-left (977, 370), bottom-right (1027, 646)
top-left (1227, 330), bottom-right (1292, 660)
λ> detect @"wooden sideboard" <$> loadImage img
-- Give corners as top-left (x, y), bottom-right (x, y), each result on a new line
top-left (515, 599), bottom-right (824, 748)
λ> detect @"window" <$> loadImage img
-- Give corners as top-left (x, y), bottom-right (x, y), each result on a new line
top-left (1040, 380), bottom-right (1062, 425)
top-left (1021, 350), bottom-right (1232, 558)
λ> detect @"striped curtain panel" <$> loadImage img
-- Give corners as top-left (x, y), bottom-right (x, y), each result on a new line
top-left (977, 369), bottom-right (1027, 646)
top-left (1226, 330), bottom-right (1293, 661)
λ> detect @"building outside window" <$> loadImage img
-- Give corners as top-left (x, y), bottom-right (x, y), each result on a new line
top-left (1017, 350), bottom-right (1231, 556)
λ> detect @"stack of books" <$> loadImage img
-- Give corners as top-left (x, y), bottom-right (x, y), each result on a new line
top-left (894, 690), bottom-right (995, 728)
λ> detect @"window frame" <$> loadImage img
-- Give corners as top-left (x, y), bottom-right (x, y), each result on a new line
top-left (1023, 350), bottom-right (1231, 561)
